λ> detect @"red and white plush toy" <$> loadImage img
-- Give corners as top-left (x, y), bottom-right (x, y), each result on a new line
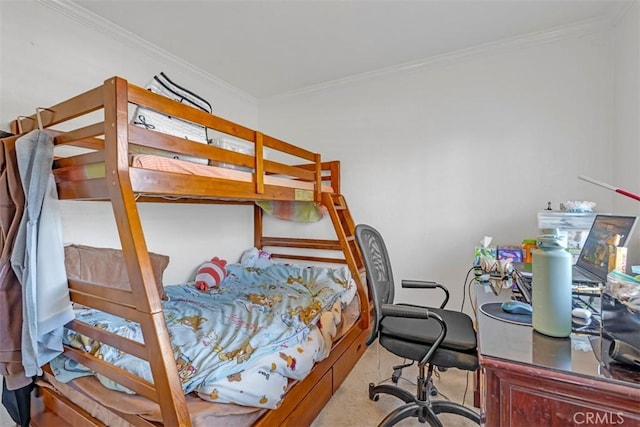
top-left (195, 257), bottom-right (227, 290)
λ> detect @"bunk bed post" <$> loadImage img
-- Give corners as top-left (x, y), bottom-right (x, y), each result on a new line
top-left (314, 153), bottom-right (322, 202)
top-left (328, 161), bottom-right (341, 195)
top-left (102, 77), bottom-right (191, 427)
top-left (254, 203), bottom-right (264, 249)
top-left (255, 132), bottom-right (264, 194)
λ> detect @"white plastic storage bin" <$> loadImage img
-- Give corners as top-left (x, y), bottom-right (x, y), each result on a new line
top-left (537, 211), bottom-right (597, 264)
top-left (537, 211), bottom-right (597, 230)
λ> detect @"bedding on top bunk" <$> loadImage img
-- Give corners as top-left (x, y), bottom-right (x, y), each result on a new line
top-left (61, 154), bottom-right (332, 193)
top-left (130, 154), bottom-right (333, 192)
top-left (57, 261), bottom-right (356, 409)
top-left (131, 155), bottom-right (332, 220)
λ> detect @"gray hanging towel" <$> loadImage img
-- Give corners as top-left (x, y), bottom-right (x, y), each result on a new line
top-left (10, 130), bottom-right (74, 377)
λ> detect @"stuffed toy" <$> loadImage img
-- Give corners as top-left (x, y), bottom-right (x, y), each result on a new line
top-left (240, 247), bottom-right (274, 269)
top-left (195, 257), bottom-right (227, 290)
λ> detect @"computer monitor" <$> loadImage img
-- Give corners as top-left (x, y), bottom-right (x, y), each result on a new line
top-left (575, 214), bottom-right (638, 281)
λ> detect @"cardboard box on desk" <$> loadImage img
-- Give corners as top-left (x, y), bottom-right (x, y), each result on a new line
top-left (474, 246), bottom-right (497, 265)
top-left (608, 246), bottom-right (627, 273)
top-left (497, 246), bottom-right (523, 263)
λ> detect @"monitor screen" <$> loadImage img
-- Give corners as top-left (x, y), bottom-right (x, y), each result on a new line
top-left (577, 215), bottom-right (638, 278)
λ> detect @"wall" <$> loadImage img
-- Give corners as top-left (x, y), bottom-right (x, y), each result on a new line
top-left (259, 24), bottom-right (624, 309)
top-left (0, 1), bottom-right (261, 284)
top-left (612, 2), bottom-right (640, 266)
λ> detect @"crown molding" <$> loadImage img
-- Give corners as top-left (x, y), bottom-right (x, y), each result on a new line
top-left (608, 0), bottom-right (638, 28)
top-left (37, 0), bottom-right (257, 103)
top-left (36, 0), bottom-right (617, 104)
top-left (263, 15), bottom-right (613, 103)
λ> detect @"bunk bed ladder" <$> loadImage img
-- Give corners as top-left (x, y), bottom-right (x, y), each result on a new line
top-left (322, 193), bottom-right (363, 275)
top-left (322, 193), bottom-right (370, 327)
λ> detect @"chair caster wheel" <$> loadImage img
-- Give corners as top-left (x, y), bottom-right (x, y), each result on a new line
top-left (429, 383), bottom-right (439, 397)
top-left (368, 382), bottom-right (379, 401)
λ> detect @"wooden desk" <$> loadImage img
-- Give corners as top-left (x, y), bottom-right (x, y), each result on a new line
top-left (475, 284), bottom-right (640, 427)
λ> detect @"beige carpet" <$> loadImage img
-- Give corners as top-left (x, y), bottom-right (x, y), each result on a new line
top-left (311, 344), bottom-right (480, 426)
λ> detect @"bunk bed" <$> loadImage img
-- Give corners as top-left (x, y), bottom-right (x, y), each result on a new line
top-left (4, 76), bottom-right (371, 426)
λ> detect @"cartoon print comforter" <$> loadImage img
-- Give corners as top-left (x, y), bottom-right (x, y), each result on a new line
top-left (62, 263), bottom-right (356, 409)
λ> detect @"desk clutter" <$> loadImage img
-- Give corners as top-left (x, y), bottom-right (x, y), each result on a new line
top-left (476, 208), bottom-right (635, 275)
top-left (475, 210), bottom-right (630, 271)
top-left (473, 210), bottom-right (640, 370)
top-left (478, 297), bottom-right (602, 335)
top-left (602, 271), bottom-right (640, 369)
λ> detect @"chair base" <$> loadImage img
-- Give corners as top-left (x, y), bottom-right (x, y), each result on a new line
top-left (369, 383), bottom-right (480, 427)
top-left (369, 382), bottom-right (414, 403)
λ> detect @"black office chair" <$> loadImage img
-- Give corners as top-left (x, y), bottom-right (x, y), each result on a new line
top-left (355, 224), bottom-right (480, 427)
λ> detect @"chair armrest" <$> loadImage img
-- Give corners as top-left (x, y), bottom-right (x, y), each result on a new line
top-left (381, 304), bottom-right (447, 366)
top-left (401, 280), bottom-right (450, 309)
top-left (381, 303), bottom-right (430, 319)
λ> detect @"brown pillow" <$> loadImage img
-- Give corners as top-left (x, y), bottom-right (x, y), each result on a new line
top-left (64, 244), bottom-right (170, 300)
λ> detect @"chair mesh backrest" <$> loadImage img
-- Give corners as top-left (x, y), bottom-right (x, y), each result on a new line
top-left (355, 224), bottom-right (395, 345)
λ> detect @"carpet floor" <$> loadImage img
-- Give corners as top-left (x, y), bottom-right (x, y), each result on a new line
top-left (311, 343), bottom-right (480, 426)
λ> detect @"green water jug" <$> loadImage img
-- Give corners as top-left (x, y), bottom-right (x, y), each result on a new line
top-left (532, 234), bottom-right (572, 337)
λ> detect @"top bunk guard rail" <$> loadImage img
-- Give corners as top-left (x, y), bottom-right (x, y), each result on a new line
top-left (12, 76), bottom-right (335, 203)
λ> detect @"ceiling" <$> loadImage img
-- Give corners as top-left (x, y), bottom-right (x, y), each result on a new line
top-left (72, 0), bottom-right (628, 100)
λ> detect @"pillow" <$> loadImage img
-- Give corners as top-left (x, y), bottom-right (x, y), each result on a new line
top-left (240, 247), bottom-right (274, 269)
top-left (195, 257), bottom-right (227, 290)
top-left (64, 244), bottom-right (170, 300)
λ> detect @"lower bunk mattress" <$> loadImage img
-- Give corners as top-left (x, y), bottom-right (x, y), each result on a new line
top-left (44, 262), bottom-right (361, 425)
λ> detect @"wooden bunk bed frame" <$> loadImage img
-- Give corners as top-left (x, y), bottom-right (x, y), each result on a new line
top-left (9, 76), bottom-right (371, 427)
